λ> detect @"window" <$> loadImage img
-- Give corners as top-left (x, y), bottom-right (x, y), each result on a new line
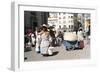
top-left (71, 16), bottom-right (73, 18)
top-left (59, 17), bottom-right (61, 19)
top-left (63, 16), bottom-right (66, 19)
top-left (69, 25), bottom-right (70, 28)
top-left (63, 12), bottom-right (66, 14)
top-left (71, 20), bottom-right (73, 23)
top-left (71, 25), bottom-right (74, 29)
top-left (59, 25), bottom-right (61, 29)
top-left (63, 21), bottom-right (66, 24)
top-left (59, 13), bottom-right (61, 15)
top-left (64, 25), bottom-right (66, 28)
top-left (59, 21), bottom-right (61, 24)
top-left (68, 16), bottom-right (70, 18)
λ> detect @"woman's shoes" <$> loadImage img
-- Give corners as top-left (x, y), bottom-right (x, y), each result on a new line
top-left (36, 51), bottom-right (40, 53)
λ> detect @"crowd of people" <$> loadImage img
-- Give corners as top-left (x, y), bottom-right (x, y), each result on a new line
top-left (24, 23), bottom-right (90, 57)
top-left (24, 24), bottom-right (63, 56)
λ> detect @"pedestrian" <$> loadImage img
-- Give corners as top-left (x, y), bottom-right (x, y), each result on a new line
top-left (31, 32), bottom-right (36, 47)
top-left (48, 28), bottom-right (56, 55)
top-left (87, 25), bottom-right (90, 39)
top-left (24, 33), bottom-right (32, 52)
top-left (56, 31), bottom-right (63, 46)
top-left (39, 24), bottom-right (50, 56)
top-left (35, 28), bottom-right (41, 53)
top-left (77, 28), bottom-right (84, 49)
top-left (49, 28), bottom-right (56, 47)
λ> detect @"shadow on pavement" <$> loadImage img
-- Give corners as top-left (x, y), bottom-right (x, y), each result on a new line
top-left (74, 47), bottom-right (83, 50)
top-left (24, 47), bottom-right (32, 52)
top-left (66, 47), bottom-right (83, 51)
top-left (49, 51), bottom-right (59, 56)
top-left (42, 51), bottom-right (59, 57)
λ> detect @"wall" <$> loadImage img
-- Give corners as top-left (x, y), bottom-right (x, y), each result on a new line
top-left (0, 0), bottom-right (100, 73)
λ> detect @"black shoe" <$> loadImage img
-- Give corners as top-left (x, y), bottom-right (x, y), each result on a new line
top-left (32, 45), bottom-right (35, 47)
top-left (36, 51), bottom-right (40, 53)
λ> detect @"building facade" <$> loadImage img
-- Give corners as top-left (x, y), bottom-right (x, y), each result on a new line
top-left (48, 12), bottom-right (74, 31)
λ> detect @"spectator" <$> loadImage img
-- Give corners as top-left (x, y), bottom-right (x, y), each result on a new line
top-left (56, 31), bottom-right (63, 46)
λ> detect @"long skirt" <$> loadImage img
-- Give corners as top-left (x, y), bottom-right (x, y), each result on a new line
top-left (40, 40), bottom-right (49, 54)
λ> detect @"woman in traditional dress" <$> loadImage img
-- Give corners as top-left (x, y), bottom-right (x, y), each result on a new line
top-left (39, 24), bottom-right (50, 56)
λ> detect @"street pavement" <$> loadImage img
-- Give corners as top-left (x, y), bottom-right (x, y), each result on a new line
top-left (24, 39), bottom-right (90, 62)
